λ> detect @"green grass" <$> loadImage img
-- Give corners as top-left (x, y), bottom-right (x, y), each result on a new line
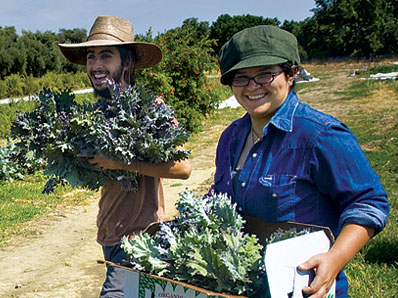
top-left (369, 64), bottom-right (398, 74)
top-left (346, 253), bottom-right (398, 297)
top-left (186, 106), bottom-right (244, 158)
top-left (335, 76), bottom-right (398, 297)
top-left (0, 172), bottom-right (97, 245)
top-left (339, 80), bottom-right (372, 100)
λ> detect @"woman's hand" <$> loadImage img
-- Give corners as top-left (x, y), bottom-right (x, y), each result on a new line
top-left (297, 251), bottom-right (340, 297)
top-left (297, 224), bottom-right (375, 297)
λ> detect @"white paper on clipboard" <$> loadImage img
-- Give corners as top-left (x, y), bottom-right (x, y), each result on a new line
top-left (264, 230), bottom-right (336, 298)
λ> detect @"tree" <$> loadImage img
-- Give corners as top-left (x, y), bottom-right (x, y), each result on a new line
top-left (18, 31), bottom-right (47, 77)
top-left (0, 26), bottom-right (25, 79)
top-left (136, 20), bottom-right (218, 132)
top-left (310, 0), bottom-right (396, 58)
top-left (36, 30), bottom-right (63, 73)
top-left (281, 19), bottom-right (315, 61)
top-left (379, 0), bottom-right (398, 56)
top-left (209, 14), bottom-right (280, 56)
top-left (181, 18), bottom-right (210, 41)
top-left (58, 28), bottom-right (87, 73)
top-left (58, 28), bottom-right (87, 44)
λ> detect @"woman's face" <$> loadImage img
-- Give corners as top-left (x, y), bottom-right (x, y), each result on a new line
top-left (232, 65), bottom-right (294, 123)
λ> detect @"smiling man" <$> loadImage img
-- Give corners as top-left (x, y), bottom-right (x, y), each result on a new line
top-left (86, 47), bottom-right (126, 95)
top-left (58, 16), bottom-right (192, 297)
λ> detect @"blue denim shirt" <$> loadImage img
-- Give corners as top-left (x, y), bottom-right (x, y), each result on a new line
top-left (210, 91), bottom-right (389, 297)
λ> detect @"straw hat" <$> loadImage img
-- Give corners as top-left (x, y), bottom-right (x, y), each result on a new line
top-left (58, 16), bottom-right (162, 69)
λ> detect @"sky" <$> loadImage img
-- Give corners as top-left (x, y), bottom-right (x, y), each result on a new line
top-left (1, 0), bottom-right (317, 36)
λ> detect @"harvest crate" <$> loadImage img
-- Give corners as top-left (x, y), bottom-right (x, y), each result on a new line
top-left (110, 263), bottom-right (245, 298)
top-left (110, 216), bottom-right (336, 298)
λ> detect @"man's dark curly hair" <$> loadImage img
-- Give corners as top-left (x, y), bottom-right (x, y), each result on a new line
top-left (117, 46), bottom-right (136, 86)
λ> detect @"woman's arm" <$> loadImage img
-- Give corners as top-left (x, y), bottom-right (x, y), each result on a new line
top-left (298, 223), bottom-right (375, 298)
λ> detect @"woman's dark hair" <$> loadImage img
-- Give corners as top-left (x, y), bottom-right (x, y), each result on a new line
top-left (117, 46), bottom-right (136, 86)
top-left (279, 62), bottom-right (298, 90)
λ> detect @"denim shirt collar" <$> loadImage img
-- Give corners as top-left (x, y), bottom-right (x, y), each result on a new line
top-left (228, 91), bottom-right (299, 170)
top-left (232, 90), bottom-right (300, 137)
top-left (267, 90), bottom-right (299, 133)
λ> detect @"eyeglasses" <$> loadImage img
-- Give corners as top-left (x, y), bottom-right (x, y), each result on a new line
top-left (231, 70), bottom-right (284, 87)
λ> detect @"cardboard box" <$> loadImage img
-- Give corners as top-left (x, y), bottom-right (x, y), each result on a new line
top-left (110, 262), bottom-right (244, 298)
top-left (111, 216), bottom-right (336, 298)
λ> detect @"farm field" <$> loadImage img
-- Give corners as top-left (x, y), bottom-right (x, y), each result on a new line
top-left (0, 60), bottom-right (397, 297)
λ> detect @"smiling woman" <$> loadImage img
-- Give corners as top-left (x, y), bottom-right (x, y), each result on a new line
top-left (208, 25), bottom-right (390, 298)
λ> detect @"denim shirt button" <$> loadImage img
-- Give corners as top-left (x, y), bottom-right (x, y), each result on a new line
top-left (272, 193), bottom-right (278, 198)
top-left (238, 207), bottom-right (243, 211)
top-left (227, 181), bottom-right (230, 186)
top-left (252, 153), bottom-right (257, 158)
top-left (241, 182), bottom-right (246, 188)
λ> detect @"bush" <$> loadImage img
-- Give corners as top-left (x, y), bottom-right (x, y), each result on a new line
top-left (4, 74), bottom-right (26, 98)
top-left (0, 100), bottom-right (38, 137)
top-left (0, 71), bottom-right (91, 99)
top-left (39, 71), bottom-right (91, 92)
top-left (137, 25), bottom-right (220, 132)
top-left (0, 138), bottom-right (25, 182)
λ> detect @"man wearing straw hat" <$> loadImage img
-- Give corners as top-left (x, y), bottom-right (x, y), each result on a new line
top-left (59, 16), bottom-right (192, 297)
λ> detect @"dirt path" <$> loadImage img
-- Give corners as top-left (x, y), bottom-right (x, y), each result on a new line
top-left (0, 128), bottom-right (219, 298)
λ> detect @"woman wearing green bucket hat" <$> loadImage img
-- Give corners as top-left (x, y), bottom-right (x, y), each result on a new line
top-left (209, 25), bottom-right (389, 298)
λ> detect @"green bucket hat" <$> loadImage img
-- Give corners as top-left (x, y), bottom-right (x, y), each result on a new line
top-left (218, 25), bottom-right (300, 85)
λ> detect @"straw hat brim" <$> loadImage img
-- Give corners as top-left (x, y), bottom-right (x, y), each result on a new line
top-left (58, 40), bottom-right (162, 69)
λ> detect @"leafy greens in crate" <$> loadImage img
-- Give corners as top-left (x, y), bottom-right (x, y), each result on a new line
top-left (121, 190), bottom-right (266, 297)
top-left (121, 190), bottom-right (316, 297)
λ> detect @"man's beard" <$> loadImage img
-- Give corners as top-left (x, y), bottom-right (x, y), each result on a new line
top-left (92, 64), bottom-right (124, 98)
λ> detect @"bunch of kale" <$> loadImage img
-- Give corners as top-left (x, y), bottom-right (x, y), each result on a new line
top-left (11, 82), bottom-right (190, 193)
top-left (121, 190), bottom-right (266, 297)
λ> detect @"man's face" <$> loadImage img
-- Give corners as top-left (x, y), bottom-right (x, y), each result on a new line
top-left (86, 46), bottom-right (127, 97)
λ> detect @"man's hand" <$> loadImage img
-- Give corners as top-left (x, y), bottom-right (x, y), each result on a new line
top-left (77, 153), bottom-right (122, 171)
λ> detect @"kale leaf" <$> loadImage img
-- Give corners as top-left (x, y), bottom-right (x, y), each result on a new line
top-left (11, 82), bottom-right (190, 193)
